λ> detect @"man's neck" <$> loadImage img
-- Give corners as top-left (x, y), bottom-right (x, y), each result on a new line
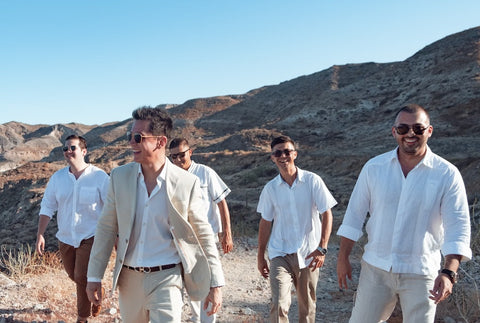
top-left (141, 156), bottom-right (166, 180)
top-left (279, 166), bottom-right (297, 187)
top-left (397, 149), bottom-right (426, 177)
top-left (69, 160), bottom-right (88, 179)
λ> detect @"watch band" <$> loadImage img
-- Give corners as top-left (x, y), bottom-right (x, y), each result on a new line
top-left (439, 268), bottom-right (457, 283)
top-left (316, 247), bottom-right (328, 255)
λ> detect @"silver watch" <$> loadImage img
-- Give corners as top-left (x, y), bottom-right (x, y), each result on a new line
top-left (317, 247), bottom-right (328, 255)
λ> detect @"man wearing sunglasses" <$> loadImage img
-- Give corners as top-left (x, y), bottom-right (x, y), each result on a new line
top-left (86, 107), bottom-right (224, 323)
top-left (337, 104), bottom-right (472, 323)
top-left (36, 134), bottom-right (110, 323)
top-left (169, 137), bottom-right (232, 323)
top-left (257, 135), bottom-right (337, 322)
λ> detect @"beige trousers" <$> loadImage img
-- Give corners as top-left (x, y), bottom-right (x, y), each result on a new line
top-left (117, 265), bottom-right (183, 323)
top-left (349, 261), bottom-right (437, 323)
top-left (269, 253), bottom-right (319, 323)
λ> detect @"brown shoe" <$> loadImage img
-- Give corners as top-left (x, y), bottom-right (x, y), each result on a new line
top-left (91, 287), bottom-right (105, 317)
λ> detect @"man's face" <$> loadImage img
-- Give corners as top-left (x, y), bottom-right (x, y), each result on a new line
top-left (392, 111), bottom-right (432, 157)
top-left (270, 142), bottom-right (297, 172)
top-left (128, 120), bottom-right (166, 164)
top-left (169, 143), bottom-right (192, 170)
top-left (63, 138), bottom-right (86, 164)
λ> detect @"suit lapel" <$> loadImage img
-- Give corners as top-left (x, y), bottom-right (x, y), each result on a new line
top-left (124, 163), bottom-right (140, 236)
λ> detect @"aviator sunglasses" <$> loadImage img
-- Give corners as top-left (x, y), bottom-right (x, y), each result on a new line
top-left (62, 145), bottom-right (77, 152)
top-left (394, 124), bottom-right (429, 135)
top-left (271, 149), bottom-right (295, 157)
top-left (127, 132), bottom-right (162, 144)
top-left (170, 149), bottom-right (189, 160)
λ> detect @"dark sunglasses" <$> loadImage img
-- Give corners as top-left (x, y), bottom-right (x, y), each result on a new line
top-left (394, 124), bottom-right (429, 135)
top-left (170, 149), bottom-right (189, 160)
top-left (62, 145), bottom-right (77, 152)
top-left (271, 149), bottom-right (295, 157)
top-left (127, 132), bottom-right (161, 144)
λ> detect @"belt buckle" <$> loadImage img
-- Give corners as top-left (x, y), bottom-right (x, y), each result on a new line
top-left (136, 267), bottom-right (150, 273)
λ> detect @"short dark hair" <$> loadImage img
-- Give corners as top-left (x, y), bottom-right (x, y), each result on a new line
top-left (132, 106), bottom-right (173, 138)
top-left (169, 138), bottom-right (189, 150)
top-left (270, 135), bottom-right (295, 150)
top-left (395, 104), bottom-right (430, 123)
top-left (65, 134), bottom-right (87, 149)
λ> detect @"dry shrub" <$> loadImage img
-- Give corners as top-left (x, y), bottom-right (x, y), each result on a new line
top-left (0, 244), bottom-right (62, 278)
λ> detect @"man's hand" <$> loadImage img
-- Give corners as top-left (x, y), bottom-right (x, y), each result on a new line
top-left (86, 281), bottom-right (104, 306)
top-left (429, 274), bottom-right (453, 304)
top-left (337, 256), bottom-right (352, 290)
top-left (220, 231), bottom-right (233, 254)
top-left (306, 249), bottom-right (326, 271)
top-left (257, 256), bottom-right (270, 279)
top-left (35, 235), bottom-right (45, 255)
top-left (203, 286), bottom-right (222, 316)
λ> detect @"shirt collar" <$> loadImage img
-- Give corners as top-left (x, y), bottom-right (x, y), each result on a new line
top-left (274, 167), bottom-right (304, 186)
top-left (392, 145), bottom-right (434, 169)
top-left (187, 160), bottom-right (196, 171)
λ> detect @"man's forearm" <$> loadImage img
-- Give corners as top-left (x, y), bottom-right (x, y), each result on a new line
top-left (319, 209), bottom-right (333, 248)
top-left (338, 236), bottom-right (355, 260)
top-left (257, 219), bottom-right (272, 257)
top-left (217, 199), bottom-right (231, 233)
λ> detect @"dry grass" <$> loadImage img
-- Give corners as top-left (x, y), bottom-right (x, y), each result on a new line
top-left (0, 244), bottom-right (62, 278)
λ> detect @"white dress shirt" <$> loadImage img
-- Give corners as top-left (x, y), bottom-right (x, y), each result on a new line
top-left (123, 162), bottom-right (181, 267)
top-left (39, 164), bottom-right (110, 248)
top-left (337, 147), bottom-right (472, 276)
top-left (188, 160), bottom-right (231, 234)
top-left (257, 167), bottom-right (337, 269)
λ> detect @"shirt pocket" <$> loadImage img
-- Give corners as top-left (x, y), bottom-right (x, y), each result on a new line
top-left (79, 186), bottom-right (98, 205)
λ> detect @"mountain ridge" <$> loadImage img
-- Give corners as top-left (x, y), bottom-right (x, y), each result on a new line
top-left (1, 26), bottom-right (479, 251)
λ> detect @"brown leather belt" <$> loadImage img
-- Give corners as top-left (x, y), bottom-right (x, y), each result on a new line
top-left (123, 263), bottom-right (177, 273)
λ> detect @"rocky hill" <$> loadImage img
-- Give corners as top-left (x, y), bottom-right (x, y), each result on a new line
top-left (1, 26), bottom-right (479, 253)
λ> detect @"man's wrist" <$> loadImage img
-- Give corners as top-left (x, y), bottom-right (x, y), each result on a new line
top-left (316, 246), bottom-right (328, 255)
top-left (439, 268), bottom-right (457, 284)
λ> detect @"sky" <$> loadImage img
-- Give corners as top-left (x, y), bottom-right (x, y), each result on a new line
top-left (1, 1), bottom-right (479, 125)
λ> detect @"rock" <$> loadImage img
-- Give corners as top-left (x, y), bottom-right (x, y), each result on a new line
top-left (0, 273), bottom-right (16, 287)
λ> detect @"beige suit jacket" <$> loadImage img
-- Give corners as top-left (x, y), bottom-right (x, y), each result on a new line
top-left (87, 160), bottom-right (224, 301)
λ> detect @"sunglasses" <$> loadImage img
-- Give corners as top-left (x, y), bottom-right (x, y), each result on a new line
top-left (62, 145), bottom-right (77, 152)
top-left (271, 149), bottom-right (295, 157)
top-left (170, 149), bottom-right (190, 160)
top-left (127, 132), bottom-right (161, 144)
top-left (394, 124), bottom-right (429, 135)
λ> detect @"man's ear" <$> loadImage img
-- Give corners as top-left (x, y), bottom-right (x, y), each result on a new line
top-left (158, 136), bottom-right (168, 148)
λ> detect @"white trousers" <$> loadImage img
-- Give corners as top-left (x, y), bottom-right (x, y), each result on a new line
top-left (349, 261), bottom-right (437, 323)
top-left (189, 298), bottom-right (216, 323)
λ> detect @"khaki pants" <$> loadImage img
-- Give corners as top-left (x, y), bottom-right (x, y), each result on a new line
top-left (349, 261), bottom-right (437, 323)
top-left (117, 265), bottom-right (183, 323)
top-left (269, 253), bottom-right (319, 323)
top-left (58, 237), bottom-right (94, 318)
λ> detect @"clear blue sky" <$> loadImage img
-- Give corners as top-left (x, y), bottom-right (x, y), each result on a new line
top-left (1, 1), bottom-right (479, 125)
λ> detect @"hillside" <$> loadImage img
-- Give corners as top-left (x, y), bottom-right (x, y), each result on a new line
top-left (1, 26), bottom-right (479, 251)
top-left (1, 24), bottom-right (480, 323)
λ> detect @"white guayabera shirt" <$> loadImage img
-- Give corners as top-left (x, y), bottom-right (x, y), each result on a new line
top-left (337, 146), bottom-right (472, 276)
top-left (39, 164), bottom-right (110, 248)
top-left (188, 160), bottom-right (231, 234)
top-left (257, 167), bottom-right (337, 269)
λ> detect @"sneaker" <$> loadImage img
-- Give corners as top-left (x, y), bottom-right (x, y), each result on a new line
top-left (91, 287), bottom-right (105, 317)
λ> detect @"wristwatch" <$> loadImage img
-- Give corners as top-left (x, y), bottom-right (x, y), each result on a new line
top-left (316, 247), bottom-right (328, 256)
top-left (439, 268), bottom-right (458, 284)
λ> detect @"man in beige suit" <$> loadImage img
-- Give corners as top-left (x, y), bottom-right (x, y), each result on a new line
top-left (86, 106), bottom-right (224, 323)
